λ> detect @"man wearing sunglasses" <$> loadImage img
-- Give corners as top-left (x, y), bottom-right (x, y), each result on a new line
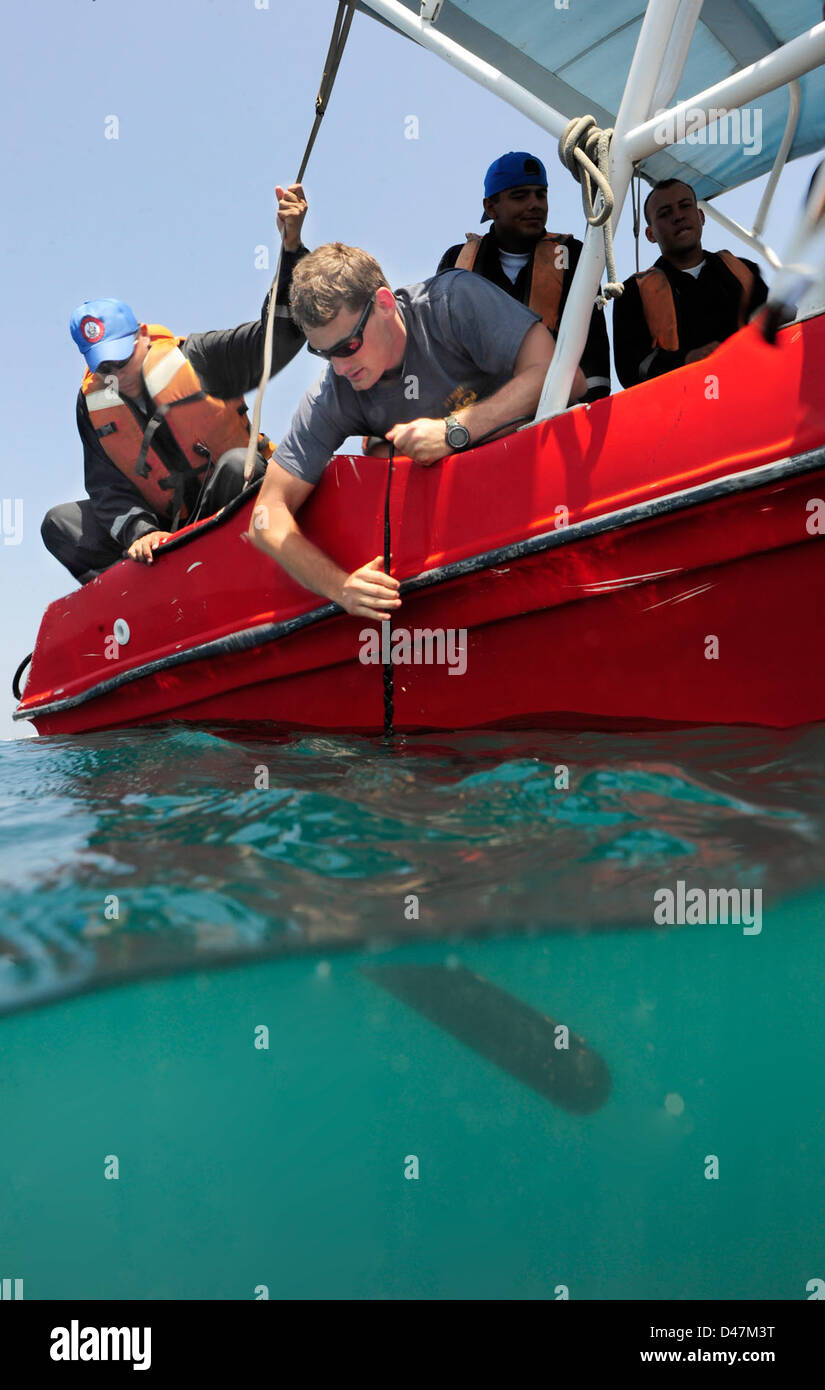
top-left (250, 241), bottom-right (585, 621)
top-left (41, 184), bottom-right (309, 584)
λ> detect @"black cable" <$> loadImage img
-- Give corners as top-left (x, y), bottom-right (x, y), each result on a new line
top-left (468, 416), bottom-right (534, 449)
top-left (12, 651), bottom-right (32, 702)
top-left (382, 444), bottom-right (395, 740)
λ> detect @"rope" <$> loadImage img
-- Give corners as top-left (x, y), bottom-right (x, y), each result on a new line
top-left (630, 166), bottom-right (641, 275)
top-left (243, 1), bottom-right (356, 482)
top-left (382, 446), bottom-right (395, 740)
top-left (558, 115), bottom-right (624, 307)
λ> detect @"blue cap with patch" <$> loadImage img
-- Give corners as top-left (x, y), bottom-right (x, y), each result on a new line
top-left (70, 298), bottom-right (139, 371)
top-left (481, 151), bottom-right (548, 222)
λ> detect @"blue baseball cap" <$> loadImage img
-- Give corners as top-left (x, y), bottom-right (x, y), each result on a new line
top-left (70, 298), bottom-right (139, 371)
top-left (481, 151), bottom-right (548, 221)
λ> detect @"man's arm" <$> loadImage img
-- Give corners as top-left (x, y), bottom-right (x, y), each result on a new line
top-left (183, 252), bottom-right (307, 399)
top-left (183, 184), bottom-right (310, 398)
top-left (742, 257), bottom-right (770, 314)
top-left (578, 302), bottom-right (612, 402)
top-left (387, 322), bottom-right (585, 464)
top-left (437, 244), bottom-right (462, 274)
top-left (562, 239), bottom-right (612, 401)
top-left (248, 462), bottom-right (401, 620)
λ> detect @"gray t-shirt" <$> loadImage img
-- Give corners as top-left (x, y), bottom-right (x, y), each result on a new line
top-left (274, 270), bottom-right (541, 484)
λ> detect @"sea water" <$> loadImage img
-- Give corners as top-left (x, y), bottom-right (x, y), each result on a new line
top-left (1, 724), bottom-right (823, 1299)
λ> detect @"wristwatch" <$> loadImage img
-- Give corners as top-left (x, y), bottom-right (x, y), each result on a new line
top-left (444, 413), bottom-right (471, 451)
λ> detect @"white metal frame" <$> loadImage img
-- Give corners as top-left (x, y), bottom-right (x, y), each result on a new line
top-left (362, 0), bottom-right (570, 141)
top-left (362, 1), bottom-right (825, 419)
top-left (540, 13), bottom-right (825, 418)
top-left (696, 79), bottom-right (801, 272)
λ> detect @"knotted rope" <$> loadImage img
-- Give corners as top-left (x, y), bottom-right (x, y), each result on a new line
top-left (558, 115), bottom-right (624, 307)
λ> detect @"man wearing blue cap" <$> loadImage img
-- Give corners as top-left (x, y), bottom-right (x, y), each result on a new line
top-left (438, 152), bottom-right (611, 402)
top-left (42, 184), bottom-right (308, 584)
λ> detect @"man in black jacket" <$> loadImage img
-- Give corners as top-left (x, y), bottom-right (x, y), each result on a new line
top-left (613, 178), bottom-right (768, 388)
top-left (437, 151), bottom-right (612, 403)
top-left (42, 184), bottom-right (309, 583)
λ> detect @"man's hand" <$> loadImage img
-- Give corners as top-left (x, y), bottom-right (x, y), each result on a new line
top-left (127, 530), bottom-right (172, 564)
top-left (684, 340), bottom-right (721, 364)
top-left (386, 418), bottom-right (451, 465)
top-left (339, 557), bottom-right (401, 621)
top-left (276, 183), bottom-right (308, 253)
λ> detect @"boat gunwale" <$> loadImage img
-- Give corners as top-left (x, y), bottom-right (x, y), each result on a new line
top-left (15, 443), bottom-right (825, 723)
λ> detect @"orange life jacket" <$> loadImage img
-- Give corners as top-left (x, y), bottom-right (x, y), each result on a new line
top-left (80, 325), bottom-right (273, 520)
top-left (635, 251), bottom-right (755, 353)
top-left (456, 233), bottom-right (570, 332)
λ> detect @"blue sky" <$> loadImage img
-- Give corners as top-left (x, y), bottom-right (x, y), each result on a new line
top-left (1, 0), bottom-right (819, 740)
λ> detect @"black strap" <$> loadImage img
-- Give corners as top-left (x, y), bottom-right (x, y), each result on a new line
top-left (135, 392), bottom-right (206, 479)
top-left (382, 445), bottom-right (395, 741)
top-left (297, 2), bottom-right (356, 182)
top-left (169, 474), bottom-right (188, 533)
top-left (242, 1), bottom-right (355, 486)
top-left (12, 651), bottom-right (33, 702)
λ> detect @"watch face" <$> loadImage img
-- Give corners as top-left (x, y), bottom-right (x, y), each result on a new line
top-left (447, 423), bottom-right (471, 449)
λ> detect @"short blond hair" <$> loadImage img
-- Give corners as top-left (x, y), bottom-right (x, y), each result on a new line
top-left (289, 243), bottom-right (389, 331)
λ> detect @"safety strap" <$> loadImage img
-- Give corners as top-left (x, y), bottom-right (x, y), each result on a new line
top-left (243, 0), bottom-right (356, 483)
top-left (135, 393), bottom-right (206, 479)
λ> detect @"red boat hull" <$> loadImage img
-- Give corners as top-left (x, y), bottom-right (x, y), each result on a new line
top-left (15, 315), bottom-right (825, 735)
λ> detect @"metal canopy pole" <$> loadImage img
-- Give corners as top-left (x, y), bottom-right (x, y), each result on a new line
top-left (625, 21), bottom-right (825, 162)
top-left (753, 80), bottom-right (801, 238)
top-left (649, 0), bottom-right (704, 112)
top-left (360, 0), bottom-right (571, 140)
top-left (535, 0), bottom-right (695, 420)
top-left (698, 200), bottom-right (782, 269)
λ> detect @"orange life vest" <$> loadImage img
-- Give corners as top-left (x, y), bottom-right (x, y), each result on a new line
top-left (635, 251), bottom-right (755, 352)
top-left (456, 233), bottom-right (570, 332)
top-left (80, 325), bottom-right (273, 520)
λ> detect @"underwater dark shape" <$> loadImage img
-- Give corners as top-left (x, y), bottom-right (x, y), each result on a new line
top-left (363, 963), bottom-right (612, 1114)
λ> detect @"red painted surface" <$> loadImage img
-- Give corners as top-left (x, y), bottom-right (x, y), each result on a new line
top-left (16, 315), bottom-right (825, 735)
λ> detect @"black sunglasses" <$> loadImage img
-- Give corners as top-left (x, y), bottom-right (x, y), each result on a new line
top-left (95, 335), bottom-right (138, 375)
top-left (307, 295), bottom-right (375, 360)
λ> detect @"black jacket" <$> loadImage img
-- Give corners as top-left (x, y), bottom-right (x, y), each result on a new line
top-left (438, 229), bottom-right (612, 403)
top-left (76, 246), bottom-right (308, 548)
top-left (612, 250), bottom-right (769, 389)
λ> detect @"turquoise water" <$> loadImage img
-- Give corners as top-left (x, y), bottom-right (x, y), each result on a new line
top-left (1, 725), bottom-right (824, 1298)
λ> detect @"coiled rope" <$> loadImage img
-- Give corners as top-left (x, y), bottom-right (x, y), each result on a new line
top-left (243, 1), bottom-right (356, 482)
top-left (558, 115), bottom-right (624, 307)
